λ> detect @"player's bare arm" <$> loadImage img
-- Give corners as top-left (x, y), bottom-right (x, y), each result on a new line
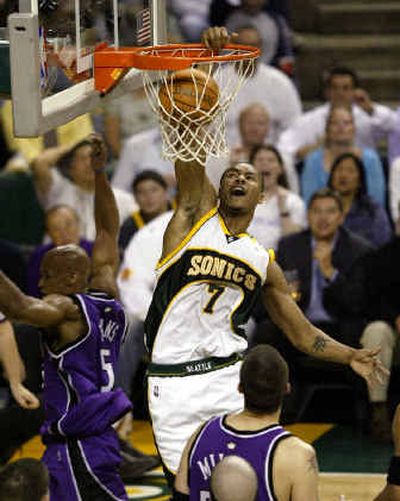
top-left (263, 260), bottom-right (387, 386)
top-left (30, 143), bottom-right (73, 195)
top-left (174, 425), bottom-right (203, 496)
top-left (0, 270), bottom-right (80, 332)
top-left (88, 134), bottom-right (120, 297)
top-left (0, 319), bottom-right (40, 409)
top-left (160, 156), bottom-right (217, 262)
top-left (274, 437), bottom-right (319, 501)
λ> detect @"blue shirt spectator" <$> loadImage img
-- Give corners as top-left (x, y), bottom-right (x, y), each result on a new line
top-left (301, 106), bottom-right (386, 207)
top-left (327, 152), bottom-right (392, 248)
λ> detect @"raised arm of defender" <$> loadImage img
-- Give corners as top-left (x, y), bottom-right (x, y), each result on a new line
top-left (88, 135), bottom-right (120, 297)
top-left (263, 260), bottom-right (387, 386)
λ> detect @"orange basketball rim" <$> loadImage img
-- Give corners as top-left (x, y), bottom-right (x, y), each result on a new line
top-left (94, 43), bottom-right (260, 95)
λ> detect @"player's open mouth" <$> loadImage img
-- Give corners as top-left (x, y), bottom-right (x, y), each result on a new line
top-left (231, 186), bottom-right (246, 196)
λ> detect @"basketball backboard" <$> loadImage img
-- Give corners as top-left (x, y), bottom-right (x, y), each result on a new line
top-left (8, 0), bottom-right (167, 137)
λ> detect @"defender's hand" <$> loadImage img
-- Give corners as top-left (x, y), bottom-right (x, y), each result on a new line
top-left (89, 134), bottom-right (108, 172)
top-left (350, 347), bottom-right (389, 388)
top-left (10, 382), bottom-right (40, 409)
top-left (202, 27), bottom-right (237, 51)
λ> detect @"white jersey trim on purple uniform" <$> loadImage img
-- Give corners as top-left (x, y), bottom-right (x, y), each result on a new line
top-left (57, 356), bottom-right (72, 437)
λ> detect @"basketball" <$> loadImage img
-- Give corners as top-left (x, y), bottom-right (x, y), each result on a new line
top-left (158, 68), bottom-right (219, 123)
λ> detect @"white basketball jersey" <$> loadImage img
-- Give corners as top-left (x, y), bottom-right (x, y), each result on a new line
top-left (144, 208), bottom-right (271, 364)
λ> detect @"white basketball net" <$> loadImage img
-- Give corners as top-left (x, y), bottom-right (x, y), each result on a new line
top-left (140, 48), bottom-right (257, 165)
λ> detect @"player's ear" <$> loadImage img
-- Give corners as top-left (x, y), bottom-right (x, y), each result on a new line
top-left (285, 382), bottom-right (291, 395)
top-left (238, 383), bottom-right (244, 394)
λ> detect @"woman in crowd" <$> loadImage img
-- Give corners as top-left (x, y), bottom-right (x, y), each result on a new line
top-left (248, 144), bottom-right (306, 250)
top-left (328, 152), bottom-right (392, 248)
top-left (301, 105), bottom-right (386, 206)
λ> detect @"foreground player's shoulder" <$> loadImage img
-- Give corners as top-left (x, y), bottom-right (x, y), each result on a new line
top-left (273, 436), bottom-right (319, 490)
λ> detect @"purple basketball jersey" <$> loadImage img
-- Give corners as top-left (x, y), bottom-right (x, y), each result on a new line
top-left (41, 290), bottom-right (131, 440)
top-left (189, 416), bottom-right (290, 501)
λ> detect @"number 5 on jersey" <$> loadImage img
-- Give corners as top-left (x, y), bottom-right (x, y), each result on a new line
top-left (203, 284), bottom-right (226, 314)
top-left (100, 348), bottom-right (115, 392)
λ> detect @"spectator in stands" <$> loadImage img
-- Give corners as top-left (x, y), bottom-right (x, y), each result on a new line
top-left (389, 156), bottom-right (400, 227)
top-left (278, 66), bottom-right (396, 171)
top-left (276, 188), bottom-right (372, 348)
top-left (169, 0), bottom-right (213, 42)
top-left (362, 234), bottom-right (400, 440)
top-left (26, 205), bottom-right (93, 297)
top-left (301, 105), bottom-right (386, 206)
top-left (209, 0), bottom-right (290, 25)
top-left (328, 153), bottom-right (392, 248)
top-left (224, 0), bottom-right (294, 74)
top-left (0, 458), bottom-right (49, 501)
top-left (30, 137), bottom-right (135, 240)
top-left (111, 127), bottom-right (175, 194)
top-left (230, 103), bottom-right (271, 163)
top-left (103, 88), bottom-right (156, 162)
top-left (119, 170), bottom-right (171, 252)
top-left (247, 144), bottom-right (306, 250)
top-left (217, 26), bottom-right (301, 148)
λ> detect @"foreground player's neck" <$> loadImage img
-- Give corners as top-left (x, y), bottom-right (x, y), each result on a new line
top-left (226, 408), bottom-right (281, 431)
top-left (219, 208), bottom-right (254, 235)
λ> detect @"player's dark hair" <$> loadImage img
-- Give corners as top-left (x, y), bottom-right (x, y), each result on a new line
top-left (0, 458), bottom-right (49, 501)
top-left (328, 152), bottom-right (367, 199)
top-left (249, 144), bottom-right (288, 189)
top-left (325, 66), bottom-right (359, 89)
top-left (132, 170), bottom-right (168, 193)
top-left (240, 345), bottom-right (288, 414)
top-left (58, 139), bottom-right (93, 173)
top-left (308, 187), bottom-right (344, 212)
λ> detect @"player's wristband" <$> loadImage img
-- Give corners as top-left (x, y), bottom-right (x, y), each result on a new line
top-left (388, 455), bottom-right (400, 485)
top-left (171, 488), bottom-right (189, 500)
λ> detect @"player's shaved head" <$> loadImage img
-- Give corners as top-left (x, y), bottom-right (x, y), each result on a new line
top-left (43, 244), bottom-right (90, 272)
top-left (211, 456), bottom-right (257, 501)
top-left (40, 244), bottom-right (91, 295)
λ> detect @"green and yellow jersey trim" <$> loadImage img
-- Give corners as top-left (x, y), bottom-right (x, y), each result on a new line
top-left (218, 212), bottom-right (248, 238)
top-left (156, 207), bottom-right (218, 270)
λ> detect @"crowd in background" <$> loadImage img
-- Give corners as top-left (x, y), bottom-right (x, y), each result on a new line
top-left (1, 0), bottom-right (400, 464)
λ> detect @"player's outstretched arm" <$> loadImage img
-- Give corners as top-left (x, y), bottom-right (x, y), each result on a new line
top-left (88, 135), bottom-right (120, 297)
top-left (0, 271), bottom-right (78, 329)
top-left (263, 260), bottom-right (387, 386)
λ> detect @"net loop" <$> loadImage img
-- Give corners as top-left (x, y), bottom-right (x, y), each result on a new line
top-left (138, 44), bottom-right (259, 165)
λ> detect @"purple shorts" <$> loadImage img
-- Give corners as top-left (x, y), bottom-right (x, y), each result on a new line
top-left (42, 428), bottom-right (127, 501)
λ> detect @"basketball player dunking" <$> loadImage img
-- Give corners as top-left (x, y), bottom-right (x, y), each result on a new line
top-left (0, 135), bottom-right (130, 501)
top-left (144, 27), bottom-right (387, 486)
